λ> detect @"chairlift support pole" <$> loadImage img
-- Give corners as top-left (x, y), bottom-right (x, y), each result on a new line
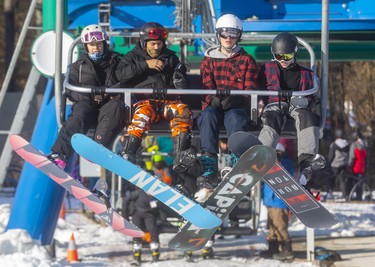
top-left (307, 0), bottom-right (330, 262)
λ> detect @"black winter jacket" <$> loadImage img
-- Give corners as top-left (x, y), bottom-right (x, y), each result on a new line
top-left (123, 188), bottom-right (159, 217)
top-left (115, 42), bottom-right (186, 100)
top-left (66, 52), bottom-right (121, 103)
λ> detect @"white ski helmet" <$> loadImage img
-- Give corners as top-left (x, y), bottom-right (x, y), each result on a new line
top-left (80, 24), bottom-right (107, 52)
top-left (215, 14), bottom-right (243, 43)
top-left (216, 14), bottom-right (243, 31)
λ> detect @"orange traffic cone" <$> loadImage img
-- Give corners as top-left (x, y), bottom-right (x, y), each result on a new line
top-left (67, 233), bottom-right (79, 262)
top-left (59, 203), bottom-right (65, 220)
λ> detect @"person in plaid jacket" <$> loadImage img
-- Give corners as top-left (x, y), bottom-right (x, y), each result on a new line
top-left (194, 14), bottom-right (258, 202)
top-left (257, 32), bottom-right (325, 185)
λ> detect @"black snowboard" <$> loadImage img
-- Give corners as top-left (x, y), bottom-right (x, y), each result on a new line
top-left (228, 131), bottom-right (338, 229)
top-left (168, 138), bottom-right (276, 251)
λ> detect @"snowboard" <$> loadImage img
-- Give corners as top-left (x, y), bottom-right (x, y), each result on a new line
top-left (71, 133), bottom-right (221, 229)
top-left (9, 135), bottom-right (144, 238)
top-left (168, 142), bottom-right (277, 251)
top-left (228, 131), bottom-right (338, 228)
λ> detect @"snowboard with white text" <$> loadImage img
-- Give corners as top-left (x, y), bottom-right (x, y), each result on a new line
top-left (168, 142), bottom-right (276, 251)
top-left (71, 133), bottom-right (222, 229)
top-left (229, 131), bottom-right (338, 228)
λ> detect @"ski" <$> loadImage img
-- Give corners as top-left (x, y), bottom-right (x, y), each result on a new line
top-left (9, 135), bottom-right (144, 238)
top-left (71, 133), bottom-right (222, 229)
top-left (168, 142), bottom-right (276, 251)
top-left (228, 131), bottom-right (338, 229)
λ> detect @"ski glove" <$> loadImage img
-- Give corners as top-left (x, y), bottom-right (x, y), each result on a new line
top-left (221, 95), bottom-right (245, 111)
top-left (210, 96), bottom-right (222, 109)
top-left (173, 63), bottom-right (187, 89)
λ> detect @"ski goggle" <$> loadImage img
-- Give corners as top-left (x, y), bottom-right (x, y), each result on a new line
top-left (273, 53), bottom-right (295, 62)
top-left (81, 31), bottom-right (106, 43)
top-left (146, 28), bottom-right (168, 41)
top-left (218, 28), bottom-right (240, 39)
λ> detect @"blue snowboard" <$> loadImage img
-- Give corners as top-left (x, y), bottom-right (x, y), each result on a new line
top-left (71, 133), bottom-right (221, 229)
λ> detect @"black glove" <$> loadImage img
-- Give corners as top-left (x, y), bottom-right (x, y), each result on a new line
top-left (221, 95), bottom-right (245, 111)
top-left (173, 70), bottom-right (186, 88)
top-left (210, 96), bottom-right (222, 109)
top-left (173, 63), bottom-right (187, 89)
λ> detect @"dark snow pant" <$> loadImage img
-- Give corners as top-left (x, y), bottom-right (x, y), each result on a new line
top-left (132, 212), bottom-right (159, 244)
top-left (330, 165), bottom-right (347, 197)
top-left (51, 98), bottom-right (127, 157)
top-left (198, 106), bottom-right (249, 154)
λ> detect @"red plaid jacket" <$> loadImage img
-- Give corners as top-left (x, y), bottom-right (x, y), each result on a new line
top-left (258, 61), bottom-right (315, 104)
top-left (200, 47), bottom-right (258, 110)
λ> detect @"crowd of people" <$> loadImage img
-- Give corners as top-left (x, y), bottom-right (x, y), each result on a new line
top-left (46, 14), bottom-right (368, 263)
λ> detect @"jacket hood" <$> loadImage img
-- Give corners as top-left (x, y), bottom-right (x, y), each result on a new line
top-left (204, 44), bottom-right (242, 59)
top-left (355, 138), bottom-right (367, 150)
top-left (335, 138), bottom-right (349, 150)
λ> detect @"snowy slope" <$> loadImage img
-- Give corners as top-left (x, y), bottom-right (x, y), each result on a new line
top-left (1, 193), bottom-right (375, 267)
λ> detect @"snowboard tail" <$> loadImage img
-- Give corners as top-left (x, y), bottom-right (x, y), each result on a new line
top-left (263, 162), bottom-right (338, 228)
top-left (71, 133), bottom-right (222, 229)
top-left (229, 131), bottom-right (338, 229)
top-left (9, 135), bottom-right (144, 238)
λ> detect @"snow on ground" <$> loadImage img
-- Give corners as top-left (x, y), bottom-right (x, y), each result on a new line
top-left (0, 192), bottom-right (375, 267)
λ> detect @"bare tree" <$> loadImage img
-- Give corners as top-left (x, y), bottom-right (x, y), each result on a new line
top-left (4, 0), bottom-right (14, 70)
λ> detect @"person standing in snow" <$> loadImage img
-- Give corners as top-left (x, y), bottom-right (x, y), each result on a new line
top-left (123, 188), bottom-right (161, 264)
top-left (260, 142), bottom-right (295, 260)
top-left (347, 130), bottom-right (368, 200)
top-left (327, 129), bottom-right (349, 199)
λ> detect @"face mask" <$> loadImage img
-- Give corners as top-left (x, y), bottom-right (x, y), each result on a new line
top-left (88, 52), bottom-right (104, 61)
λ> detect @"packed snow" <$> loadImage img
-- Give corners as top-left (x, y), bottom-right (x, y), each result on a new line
top-left (1, 192), bottom-right (375, 267)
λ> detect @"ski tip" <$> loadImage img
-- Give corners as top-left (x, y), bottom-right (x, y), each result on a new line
top-left (120, 221), bottom-right (145, 237)
top-left (9, 135), bottom-right (27, 150)
top-left (128, 229), bottom-right (146, 238)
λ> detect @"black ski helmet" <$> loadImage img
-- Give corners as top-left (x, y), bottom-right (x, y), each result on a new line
top-left (139, 22), bottom-right (168, 48)
top-left (271, 32), bottom-right (299, 55)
